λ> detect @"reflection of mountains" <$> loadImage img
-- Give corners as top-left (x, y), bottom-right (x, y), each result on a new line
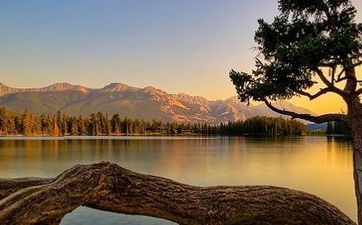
top-left (0, 82), bottom-right (315, 123)
top-left (0, 137), bottom-right (353, 185)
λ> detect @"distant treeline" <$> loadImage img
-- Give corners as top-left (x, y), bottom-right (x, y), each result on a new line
top-left (326, 121), bottom-right (351, 136)
top-left (0, 108), bottom-right (307, 136)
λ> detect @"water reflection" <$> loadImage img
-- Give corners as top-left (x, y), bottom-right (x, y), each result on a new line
top-left (0, 136), bottom-right (356, 223)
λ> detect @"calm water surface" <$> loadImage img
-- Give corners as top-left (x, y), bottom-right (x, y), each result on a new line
top-left (0, 136), bottom-right (355, 224)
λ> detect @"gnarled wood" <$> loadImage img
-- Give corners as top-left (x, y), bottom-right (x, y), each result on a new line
top-left (0, 162), bottom-right (356, 225)
top-left (0, 177), bottom-right (53, 200)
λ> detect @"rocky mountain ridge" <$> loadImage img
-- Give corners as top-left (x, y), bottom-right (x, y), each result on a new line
top-left (0, 83), bottom-right (316, 123)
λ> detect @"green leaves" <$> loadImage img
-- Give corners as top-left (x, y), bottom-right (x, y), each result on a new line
top-left (231, 0), bottom-right (361, 103)
top-left (278, 0), bottom-right (350, 16)
top-left (279, 0), bottom-right (329, 15)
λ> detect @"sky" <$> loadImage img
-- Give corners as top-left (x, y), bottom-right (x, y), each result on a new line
top-left (0, 0), bottom-right (361, 114)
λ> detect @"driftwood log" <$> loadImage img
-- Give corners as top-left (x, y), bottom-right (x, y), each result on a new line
top-left (0, 162), bottom-right (356, 225)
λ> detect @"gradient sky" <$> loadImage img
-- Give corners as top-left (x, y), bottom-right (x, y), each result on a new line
top-left (0, 0), bottom-right (361, 114)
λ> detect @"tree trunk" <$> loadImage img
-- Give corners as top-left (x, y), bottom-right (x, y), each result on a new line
top-left (349, 98), bottom-right (362, 225)
top-left (354, 146), bottom-right (362, 225)
top-left (0, 162), bottom-right (355, 225)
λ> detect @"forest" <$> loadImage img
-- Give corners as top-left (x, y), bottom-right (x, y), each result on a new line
top-left (326, 121), bottom-right (351, 136)
top-left (0, 107), bottom-right (307, 136)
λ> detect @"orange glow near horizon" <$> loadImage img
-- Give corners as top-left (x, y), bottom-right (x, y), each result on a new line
top-left (290, 66), bottom-right (361, 115)
top-left (290, 94), bottom-right (347, 115)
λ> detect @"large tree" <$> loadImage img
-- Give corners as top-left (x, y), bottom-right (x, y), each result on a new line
top-left (230, 0), bottom-right (362, 223)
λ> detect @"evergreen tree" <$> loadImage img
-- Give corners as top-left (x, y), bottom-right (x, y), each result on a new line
top-left (229, 0), bottom-right (362, 218)
top-left (111, 114), bottom-right (122, 135)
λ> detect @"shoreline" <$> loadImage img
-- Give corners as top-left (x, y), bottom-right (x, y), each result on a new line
top-left (0, 134), bottom-right (350, 141)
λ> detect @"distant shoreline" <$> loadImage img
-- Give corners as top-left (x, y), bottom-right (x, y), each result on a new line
top-left (0, 135), bottom-right (217, 140)
top-left (0, 134), bottom-right (350, 141)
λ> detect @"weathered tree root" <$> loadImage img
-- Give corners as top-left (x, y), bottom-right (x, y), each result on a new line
top-left (0, 162), bottom-right (356, 225)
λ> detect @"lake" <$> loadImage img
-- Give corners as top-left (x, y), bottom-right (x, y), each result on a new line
top-left (0, 136), bottom-right (356, 224)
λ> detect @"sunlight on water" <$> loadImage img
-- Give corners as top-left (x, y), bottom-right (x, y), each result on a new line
top-left (0, 136), bottom-right (355, 224)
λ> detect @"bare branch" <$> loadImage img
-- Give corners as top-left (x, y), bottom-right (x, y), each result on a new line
top-left (320, 60), bottom-right (361, 69)
top-left (255, 57), bottom-right (264, 66)
top-left (336, 76), bottom-right (348, 83)
top-left (319, 62), bottom-right (337, 68)
top-left (263, 99), bottom-right (345, 123)
top-left (295, 90), bottom-right (314, 99)
top-left (357, 88), bottom-right (362, 96)
top-left (295, 88), bottom-right (331, 100)
top-left (335, 68), bottom-right (346, 83)
top-left (313, 68), bottom-right (333, 87)
top-left (0, 178), bottom-right (53, 199)
top-left (0, 162), bottom-right (355, 225)
top-left (330, 66), bottom-right (336, 85)
top-left (353, 61), bottom-right (362, 67)
top-left (312, 68), bottom-right (345, 97)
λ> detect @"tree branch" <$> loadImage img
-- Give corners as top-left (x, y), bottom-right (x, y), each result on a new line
top-left (0, 177), bottom-right (53, 199)
top-left (332, 67), bottom-right (346, 84)
top-left (318, 60), bottom-right (361, 69)
top-left (312, 68), bottom-right (346, 97)
top-left (336, 76), bottom-right (348, 83)
top-left (0, 162), bottom-right (356, 225)
top-left (295, 88), bottom-right (331, 100)
top-left (330, 66), bottom-right (336, 85)
top-left (356, 88), bottom-right (362, 96)
top-left (313, 68), bottom-right (332, 86)
top-left (353, 61), bottom-right (362, 67)
top-left (263, 99), bottom-right (345, 123)
top-left (342, 59), bottom-right (358, 93)
top-left (319, 62), bottom-right (337, 68)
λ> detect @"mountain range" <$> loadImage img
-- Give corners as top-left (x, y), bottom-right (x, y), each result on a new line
top-left (0, 82), bottom-right (315, 124)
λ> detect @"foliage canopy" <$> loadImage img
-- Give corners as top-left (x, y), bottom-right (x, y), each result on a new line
top-left (230, 0), bottom-right (362, 116)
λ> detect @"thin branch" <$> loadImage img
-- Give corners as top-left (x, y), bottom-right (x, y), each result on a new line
top-left (295, 88), bottom-right (330, 100)
top-left (295, 90), bottom-right (314, 99)
top-left (255, 57), bottom-right (264, 66)
top-left (313, 68), bottom-right (333, 87)
top-left (263, 99), bottom-right (345, 123)
top-left (356, 88), bottom-right (362, 96)
top-left (320, 60), bottom-right (361, 68)
top-left (353, 61), bottom-right (362, 67)
top-left (319, 62), bottom-right (337, 68)
top-left (335, 68), bottom-right (346, 83)
top-left (335, 76), bottom-right (348, 83)
top-left (330, 66), bottom-right (336, 85)
top-left (312, 68), bottom-right (345, 97)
